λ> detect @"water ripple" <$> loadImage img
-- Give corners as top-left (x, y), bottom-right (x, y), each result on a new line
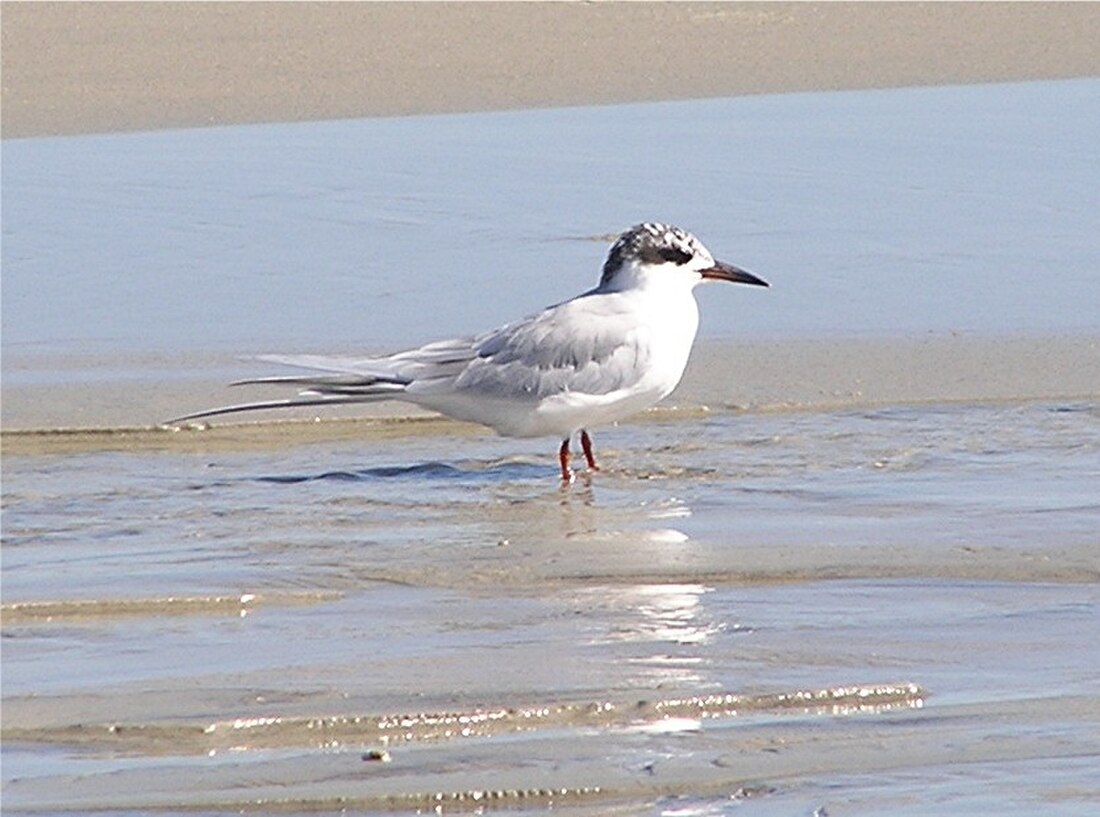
top-left (256, 459), bottom-right (550, 484)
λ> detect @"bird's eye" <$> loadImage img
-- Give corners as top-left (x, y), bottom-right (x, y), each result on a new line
top-left (658, 246), bottom-right (693, 265)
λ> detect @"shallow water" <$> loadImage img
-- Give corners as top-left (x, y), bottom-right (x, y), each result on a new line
top-left (3, 79), bottom-right (1100, 813)
top-left (3, 403), bottom-right (1099, 813)
top-left (3, 79), bottom-right (1099, 369)
top-left (4, 404), bottom-right (1098, 605)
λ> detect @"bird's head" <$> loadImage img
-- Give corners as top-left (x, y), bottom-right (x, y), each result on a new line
top-left (599, 223), bottom-right (768, 291)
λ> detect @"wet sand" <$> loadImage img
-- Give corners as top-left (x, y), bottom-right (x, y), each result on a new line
top-left (4, 2), bottom-right (1100, 138)
top-left (4, 335), bottom-right (1099, 447)
top-left (4, 397), bottom-right (1099, 813)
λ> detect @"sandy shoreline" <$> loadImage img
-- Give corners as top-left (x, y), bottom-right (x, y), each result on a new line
top-left (3, 335), bottom-right (1098, 448)
top-left (3, 2), bottom-right (1100, 138)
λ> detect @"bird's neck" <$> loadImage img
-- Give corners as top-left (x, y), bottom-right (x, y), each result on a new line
top-left (599, 264), bottom-right (694, 296)
top-left (613, 275), bottom-right (701, 341)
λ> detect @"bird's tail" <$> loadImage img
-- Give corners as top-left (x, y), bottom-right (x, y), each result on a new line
top-left (163, 355), bottom-right (411, 426)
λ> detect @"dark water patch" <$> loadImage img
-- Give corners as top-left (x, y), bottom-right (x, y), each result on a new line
top-left (1049, 403), bottom-right (1099, 416)
top-left (1026, 502), bottom-right (1100, 515)
top-left (256, 460), bottom-right (551, 485)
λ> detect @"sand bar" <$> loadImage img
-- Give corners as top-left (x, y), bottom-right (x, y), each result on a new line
top-left (4, 2), bottom-right (1100, 138)
top-left (3, 335), bottom-right (1099, 450)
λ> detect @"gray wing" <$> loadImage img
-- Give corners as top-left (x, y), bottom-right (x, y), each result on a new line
top-left (444, 292), bottom-right (651, 401)
top-left (165, 339), bottom-right (482, 425)
top-left (258, 335), bottom-right (481, 385)
top-left (256, 295), bottom-right (650, 405)
top-left (165, 292), bottom-right (648, 425)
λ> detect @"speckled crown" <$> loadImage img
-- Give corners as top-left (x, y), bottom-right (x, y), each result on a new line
top-left (600, 223), bottom-right (710, 285)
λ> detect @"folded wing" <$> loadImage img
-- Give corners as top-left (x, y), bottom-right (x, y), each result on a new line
top-left (165, 292), bottom-right (648, 426)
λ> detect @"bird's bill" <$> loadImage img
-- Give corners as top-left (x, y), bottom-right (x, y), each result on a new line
top-left (700, 261), bottom-right (769, 287)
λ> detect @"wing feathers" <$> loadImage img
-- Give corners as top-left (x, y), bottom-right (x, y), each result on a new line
top-left (164, 391), bottom-right (399, 426)
top-left (232, 374), bottom-right (410, 388)
top-left (167, 291), bottom-right (654, 427)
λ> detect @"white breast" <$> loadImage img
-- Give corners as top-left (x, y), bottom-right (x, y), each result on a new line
top-left (516, 286), bottom-right (700, 438)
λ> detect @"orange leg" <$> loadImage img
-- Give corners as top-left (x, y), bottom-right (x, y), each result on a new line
top-left (580, 429), bottom-right (600, 471)
top-left (558, 438), bottom-right (574, 483)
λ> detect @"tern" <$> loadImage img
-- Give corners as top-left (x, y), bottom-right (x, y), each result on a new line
top-left (168, 223), bottom-right (768, 482)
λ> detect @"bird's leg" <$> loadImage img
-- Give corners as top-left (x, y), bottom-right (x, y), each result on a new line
top-left (559, 438), bottom-right (575, 483)
top-left (580, 429), bottom-right (600, 471)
